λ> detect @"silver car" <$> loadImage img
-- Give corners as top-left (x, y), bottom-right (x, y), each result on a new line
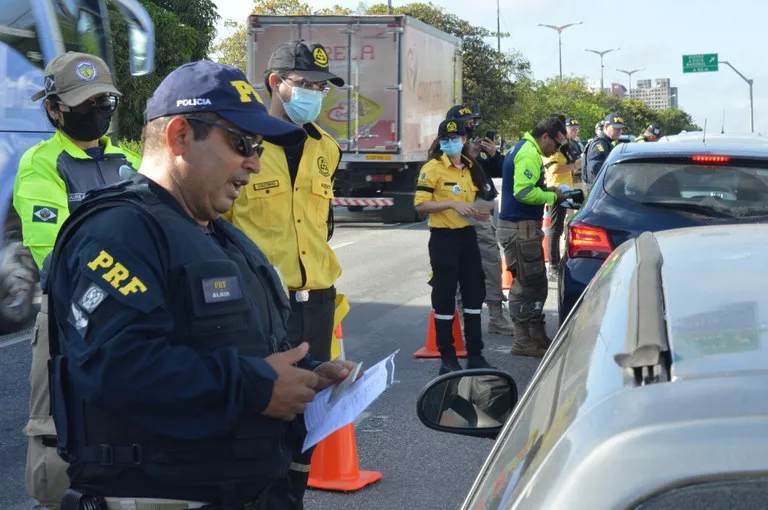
top-left (418, 224), bottom-right (768, 509)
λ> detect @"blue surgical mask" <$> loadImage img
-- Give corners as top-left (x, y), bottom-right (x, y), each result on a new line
top-left (440, 139), bottom-right (464, 157)
top-left (280, 81), bottom-right (323, 125)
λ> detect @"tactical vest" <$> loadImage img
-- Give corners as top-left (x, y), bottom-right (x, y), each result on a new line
top-left (45, 175), bottom-right (294, 496)
top-left (501, 139), bottom-right (548, 221)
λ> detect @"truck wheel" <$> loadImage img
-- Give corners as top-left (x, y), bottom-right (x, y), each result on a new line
top-left (0, 235), bottom-right (38, 334)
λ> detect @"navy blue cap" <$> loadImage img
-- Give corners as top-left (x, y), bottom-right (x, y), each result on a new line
top-left (144, 60), bottom-right (306, 146)
top-left (647, 124), bottom-right (662, 136)
top-left (438, 119), bottom-right (467, 138)
top-left (604, 113), bottom-right (627, 129)
top-left (446, 104), bottom-right (480, 122)
top-left (566, 118), bottom-right (580, 127)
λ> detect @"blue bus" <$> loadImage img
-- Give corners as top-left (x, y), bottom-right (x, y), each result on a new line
top-left (0, 0), bottom-right (155, 332)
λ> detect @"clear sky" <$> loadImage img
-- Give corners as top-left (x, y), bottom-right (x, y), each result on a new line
top-left (213, 0), bottom-right (763, 135)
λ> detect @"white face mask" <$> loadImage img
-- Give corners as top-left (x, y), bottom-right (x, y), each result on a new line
top-left (279, 80), bottom-right (324, 125)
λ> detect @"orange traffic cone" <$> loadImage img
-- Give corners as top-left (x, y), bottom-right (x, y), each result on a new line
top-left (501, 257), bottom-right (513, 290)
top-left (542, 204), bottom-right (551, 263)
top-left (308, 315), bottom-right (383, 492)
top-left (308, 423), bottom-right (383, 492)
top-left (413, 310), bottom-right (467, 358)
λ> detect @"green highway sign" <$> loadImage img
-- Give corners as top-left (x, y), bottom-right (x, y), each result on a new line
top-left (683, 53), bottom-right (718, 73)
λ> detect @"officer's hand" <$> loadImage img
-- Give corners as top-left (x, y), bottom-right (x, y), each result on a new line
top-left (554, 191), bottom-right (567, 205)
top-left (263, 343), bottom-right (319, 421)
top-left (314, 360), bottom-right (360, 391)
top-left (453, 202), bottom-right (478, 217)
top-left (479, 138), bottom-right (497, 157)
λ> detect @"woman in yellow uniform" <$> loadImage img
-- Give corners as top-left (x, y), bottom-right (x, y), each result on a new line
top-left (415, 119), bottom-right (494, 374)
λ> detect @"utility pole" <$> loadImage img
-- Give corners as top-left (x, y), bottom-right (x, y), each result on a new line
top-left (537, 21), bottom-right (583, 80)
top-left (585, 48), bottom-right (620, 92)
top-left (721, 60), bottom-right (755, 133)
top-left (616, 68), bottom-right (644, 97)
top-left (496, 0), bottom-right (501, 54)
top-left (388, 0), bottom-right (392, 14)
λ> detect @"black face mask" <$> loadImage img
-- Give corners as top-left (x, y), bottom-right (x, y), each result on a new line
top-left (58, 106), bottom-right (113, 142)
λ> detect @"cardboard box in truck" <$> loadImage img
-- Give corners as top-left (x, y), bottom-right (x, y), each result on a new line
top-left (246, 15), bottom-right (463, 222)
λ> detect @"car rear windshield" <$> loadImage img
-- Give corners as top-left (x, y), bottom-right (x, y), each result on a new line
top-left (603, 160), bottom-right (768, 218)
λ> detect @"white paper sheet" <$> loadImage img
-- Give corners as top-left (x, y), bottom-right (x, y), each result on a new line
top-left (302, 350), bottom-right (399, 452)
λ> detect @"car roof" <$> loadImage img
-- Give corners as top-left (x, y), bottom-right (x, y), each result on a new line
top-left (653, 223), bottom-right (768, 379)
top-left (610, 138), bottom-right (768, 160)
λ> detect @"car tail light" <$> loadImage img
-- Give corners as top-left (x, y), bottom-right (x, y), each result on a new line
top-left (567, 222), bottom-right (614, 259)
top-left (690, 155), bottom-right (731, 164)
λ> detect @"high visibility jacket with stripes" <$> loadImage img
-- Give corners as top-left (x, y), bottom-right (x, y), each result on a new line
top-left (13, 130), bottom-right (141, 271)
top-left (223, 123), bottom-right (342, 291)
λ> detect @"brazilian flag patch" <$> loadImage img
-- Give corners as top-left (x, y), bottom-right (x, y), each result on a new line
top-left (32, 205), bottom-right (58, 223)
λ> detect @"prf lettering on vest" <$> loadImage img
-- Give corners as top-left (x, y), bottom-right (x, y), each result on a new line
top-left (86, 250), bottom-right (148, 296)
top-left (230, 80), bottom-right (264, 104)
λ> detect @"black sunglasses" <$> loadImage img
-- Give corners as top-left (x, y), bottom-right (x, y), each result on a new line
top-left (186, 117), bottom-right (264, 158)
top-left (62, 94), bottom-right (119, 115)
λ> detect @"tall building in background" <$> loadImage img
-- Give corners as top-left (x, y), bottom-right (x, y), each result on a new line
top-left (631, 78), bottom-right (678, 110)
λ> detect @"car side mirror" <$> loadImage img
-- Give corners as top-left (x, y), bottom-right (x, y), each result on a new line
top-left (416, 369), bottom-right (518, 440)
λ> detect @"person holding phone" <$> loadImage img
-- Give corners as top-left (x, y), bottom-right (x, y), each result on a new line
top-left (444, 106), bottom-right (514, 337)
top-left (415, 119), bottom-right (495, 374)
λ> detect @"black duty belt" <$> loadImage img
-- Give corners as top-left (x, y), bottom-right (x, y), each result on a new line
top-left (42, 435), bottom-right (58, 448)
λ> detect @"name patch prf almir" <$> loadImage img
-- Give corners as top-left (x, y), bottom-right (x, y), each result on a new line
top-left (201, 277), bottom-right (243, 303)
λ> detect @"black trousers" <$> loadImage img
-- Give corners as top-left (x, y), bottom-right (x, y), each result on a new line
top-left (428, 227), bottom-right (486, 356)
top-left (548, 203), bottom-right (567, 267)
top-left (284, 286), bottom-right (336, 509)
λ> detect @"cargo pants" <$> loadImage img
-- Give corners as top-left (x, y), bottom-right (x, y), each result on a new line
top-left (496, 219), bottom-right (548, 322)
top-left (24, 295), bottom-right (69, 510)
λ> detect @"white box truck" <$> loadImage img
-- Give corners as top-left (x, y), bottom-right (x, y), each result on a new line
top-left (246, 15), bottom-right (463, 222)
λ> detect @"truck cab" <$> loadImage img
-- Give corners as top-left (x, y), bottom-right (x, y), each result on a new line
top-left (0, 0), bottom-right (154, 333)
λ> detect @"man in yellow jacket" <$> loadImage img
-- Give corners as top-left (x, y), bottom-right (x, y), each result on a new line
top-left (542, 118), bottom-right (582, 280)
top-left (223, 40), bottom-right (344, 508)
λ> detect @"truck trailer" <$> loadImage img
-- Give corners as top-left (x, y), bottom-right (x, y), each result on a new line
top-left (246, 14), bottom-right (463, 222)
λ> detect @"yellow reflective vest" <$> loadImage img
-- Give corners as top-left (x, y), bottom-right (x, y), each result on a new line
top-left (223, 123), bottom-right (341, 291)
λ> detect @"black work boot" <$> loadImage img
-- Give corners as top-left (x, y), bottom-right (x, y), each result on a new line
top-left (466, 354), bottom-right (495, 369)
top-left (439, 351), bottom-right (463, 374)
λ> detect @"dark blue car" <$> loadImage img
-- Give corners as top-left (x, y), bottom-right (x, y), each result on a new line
top-left (558, 136), bottom-right (768, 323)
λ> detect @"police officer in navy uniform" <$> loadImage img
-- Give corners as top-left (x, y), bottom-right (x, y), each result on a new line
top-left (583, 113), bottom-right (626, 187)
top-left (45, 61), bottom-right (359, 510)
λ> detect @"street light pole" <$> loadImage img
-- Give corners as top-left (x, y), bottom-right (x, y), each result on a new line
top-left (585, 48), bottom-right (620, 92)
top-left (721, 60), bottom-right (755, 133)
top-left (616, 68), bottom-right (644, 97)
top-left (538, 21), bottom-right (583, 80)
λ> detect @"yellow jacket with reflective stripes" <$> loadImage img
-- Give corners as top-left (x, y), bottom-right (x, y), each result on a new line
top-left (414, 153), bottom-right (479, 229)
top-left (223, 123), bottom-right (342, 291)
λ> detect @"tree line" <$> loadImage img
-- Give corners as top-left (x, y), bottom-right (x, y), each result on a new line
top-left (111, 0), bottom-right (699, 148)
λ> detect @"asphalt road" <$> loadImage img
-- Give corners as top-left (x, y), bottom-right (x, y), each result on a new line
top-left (0, 207), bottom-right (560, 510)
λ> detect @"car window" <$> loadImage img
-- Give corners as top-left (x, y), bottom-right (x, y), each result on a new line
top-left (603, 161), bottom-right (768, 218)
top-left (463, 242), bottom-right (634, 510)
top-left (635, 477), bottom-right (768, 509)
